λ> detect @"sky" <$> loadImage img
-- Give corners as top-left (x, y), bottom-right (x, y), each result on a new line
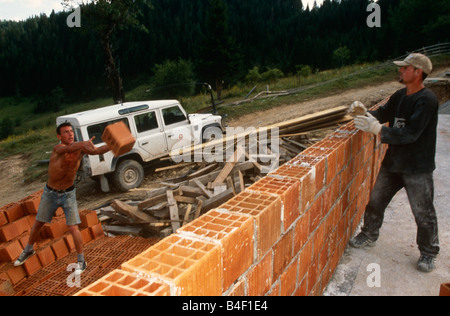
top-left (0, 0), bottom-right (325, 22)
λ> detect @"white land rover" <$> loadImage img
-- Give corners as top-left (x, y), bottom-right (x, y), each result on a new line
top-left (56, 100), bottom-right (223, 192)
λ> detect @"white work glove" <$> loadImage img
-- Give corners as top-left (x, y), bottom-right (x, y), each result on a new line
top-left (354, 113), bottom-right (382, 135)
top-left (348, 101), bottom-right (367, 117)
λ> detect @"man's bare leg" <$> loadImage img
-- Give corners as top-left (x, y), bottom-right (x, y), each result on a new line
top-left (14, 221), bottom-right (45, 266)
top-left (68, 225), bottom-right (86, 274)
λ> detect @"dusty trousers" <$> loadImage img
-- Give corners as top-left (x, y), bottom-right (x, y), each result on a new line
top-left (361, 167), bottom-right (440, 257)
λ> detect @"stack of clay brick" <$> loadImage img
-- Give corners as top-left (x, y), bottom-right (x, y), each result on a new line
top-left (75, 98), bottom-right (390, 297)
top-left (0, 191), bottom-right (158, 296)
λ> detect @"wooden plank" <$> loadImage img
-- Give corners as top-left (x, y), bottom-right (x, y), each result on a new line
top-left (103, 225), bottom-right (143, 236)
top-left (238, 170), bottom-right (245, 193)
top-left (193, 178), bottom-right (214, 198)
top-left (183, 204), bottom-right (193, 226)
top-left (174, 195), bottom-right (197, 204)
top-left (211, 146), bottom-right (245, 186)
top-left (111, 200), bottom-right (157, 224)
top-left (200, 188), bottom-right (234, 214)
top-left (155, 162), bottom-right (197, 173)
top-left (167, 190), bottom-right (180, 232)
top-left (138, 194), bottom-right (168, 211)
top-left (187, 163), bottom-right (218, 179)
top-left (170, 106), bottom-right (348, 158)
top-left (227, 176), bottom-right (236, 196)
top-left (179, 186), bottom-right (204, 197)
top-left (195, 199), bottom-right (203, 219)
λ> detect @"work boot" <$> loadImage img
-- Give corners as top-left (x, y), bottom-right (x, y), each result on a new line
top-left (14, 250), bottom-right (35, 267)
top-left (417, 255), bottom-right (436, 273)
top-left (349, 233), bottom-right (376, 249)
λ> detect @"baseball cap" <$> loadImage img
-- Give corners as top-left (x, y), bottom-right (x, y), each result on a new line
top-left (394, 53), bottom-right (433, 75)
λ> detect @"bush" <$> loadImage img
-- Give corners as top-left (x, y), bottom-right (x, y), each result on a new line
top-left (333, 46), bottom-right (351, 67)
top-left (245, 66), bottom-right (262, 84)
top-left (245, 66), bottom-right (284, 84)
top-left (296, 65), bottom-right (312, 77)
top-left (0, 118), bottom-right (14, 140)
top-left (152, 59), bottom-right (196, 99)
top-left (261, 67), bottom-right (284, 83)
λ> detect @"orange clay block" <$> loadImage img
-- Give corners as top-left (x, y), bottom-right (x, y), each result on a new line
top-left (247, 176), bottom-right (300, 231)
top-left (177, 209), bottom-right (254, 291)
top-left (121, 235), bottom-right (222, 296)
top-left (220, 191), bottom-right (282, 260)
top-left (74, 269), bottom-right (170, 296)
top-left (102, 121), bottom-right (136, 157)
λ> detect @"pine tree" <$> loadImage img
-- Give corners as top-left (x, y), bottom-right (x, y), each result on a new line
top-left (196, 0), bottom-right (242, 100)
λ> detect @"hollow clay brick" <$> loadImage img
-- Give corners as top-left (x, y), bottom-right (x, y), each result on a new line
top-left (80, 228), bottom-right (93, 245)
top-left (0, 211), bottom-right (7, 227)
top-left (19, 190), bottom-right (43, 215)
top-left (102, 121), bottom-right (136, 157)
top-left (272, 230), bottom-right (293, 281)
top-left (247, 251), bottom-right (272, 296)
top-left (280, 258), bottom-right (298, 296)
top-left (177, 209), bottom-right (254, 291)
top-left (22, 254), bottom-right (42, 276)
top-left (220, 191), bottom-right (282, 260)
top-left (2, 203), bottom-right (25, 223)
top-left (89, 223), bottom-right (104, 240)
top-left (0, 222), bottom-right (20, 242)
top-left (50, 239), bottom-right (70, 260)
top-left (270, 164), bottom-right (311, 182)
top-left (37, 246), bottom-right (56, 267)
top-left (75, 269), bottom-right (170, 296)
top-left (80, 210), bottom-right (99, 228)
top-left (42, 219), bottom-right (66, 239)
top-left (5, 265), bottom-right (27, 285)
top-left (121, 235), bottom-right (222, 296)
top-left (64, 234), bottom-right (76, 252)
top-left (298, 241), bottom-right (312, 282)
top-left (0, 240), bottom-right (23, 262)
top-left (247, 176), bottom-right (300, 231)
top-left (440, 283), bottom-right (450, 297)
top-left (287, 154), bottom-right (326, 199)
top-left (14, 217), bottom-right (31, 236)
top-left (294, 212), bottom-right (310, 254)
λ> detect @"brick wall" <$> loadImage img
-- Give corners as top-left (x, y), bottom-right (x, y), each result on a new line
top-left (75, 99), bottom-right (389, 297)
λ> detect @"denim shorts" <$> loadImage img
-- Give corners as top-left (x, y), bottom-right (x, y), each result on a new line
top-left (36, 185), bottom-right (81, 226)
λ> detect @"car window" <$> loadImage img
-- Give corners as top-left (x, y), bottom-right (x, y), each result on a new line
top-left (135, 111), bottom-right (159, 133)
top-left (87, 118), bottom-right (130, 145)
top-left (162, 106), bottom-right (187, 126)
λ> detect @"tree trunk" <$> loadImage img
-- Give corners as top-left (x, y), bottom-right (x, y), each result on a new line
top-left (215, 78), bottom-right (223, 101)
top-left (100, 32), bottom-right (125, 104)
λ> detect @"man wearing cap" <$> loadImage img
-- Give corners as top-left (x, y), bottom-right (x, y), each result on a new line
top-left (349, 53), bottom-right (440, 273)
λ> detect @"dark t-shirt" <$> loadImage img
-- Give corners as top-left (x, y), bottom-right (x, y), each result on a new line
top-left (370, 87), bottom-right (439, 174)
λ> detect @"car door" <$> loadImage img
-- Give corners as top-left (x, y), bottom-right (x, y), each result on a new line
top-left (133, 110), bottom-right (168, 160)
top-left (161, 105), bottom-right (192, 154)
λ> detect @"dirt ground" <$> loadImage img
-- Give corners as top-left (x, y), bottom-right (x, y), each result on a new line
top-left (0, 67), bottom-right (446, 212)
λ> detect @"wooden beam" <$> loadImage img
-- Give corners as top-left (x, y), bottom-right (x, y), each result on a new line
top-left (193, 178), bottom-right (214, 198)
top-left (183, 204), bottom-right (193, 226)
top-left (167, 190), bottom-right (180, 232)
top-left (211, 146), bottom-right (245, 187)
top-left (111, 200), bottom-right (157, 224)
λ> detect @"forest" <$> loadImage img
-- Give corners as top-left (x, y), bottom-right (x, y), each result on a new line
top-left (0, 0), bottom-right (449, 105)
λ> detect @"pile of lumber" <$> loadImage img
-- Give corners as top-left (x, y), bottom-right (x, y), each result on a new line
top-left (101, 152), bottom-right (267, 237)
top-left (97, 106), bottom-right (352, 237)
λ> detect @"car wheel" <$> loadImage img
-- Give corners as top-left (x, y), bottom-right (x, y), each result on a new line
top-left (113, 159), bottom-right (144, 192)
top-left (202, 126), bottom-right (223, 143)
